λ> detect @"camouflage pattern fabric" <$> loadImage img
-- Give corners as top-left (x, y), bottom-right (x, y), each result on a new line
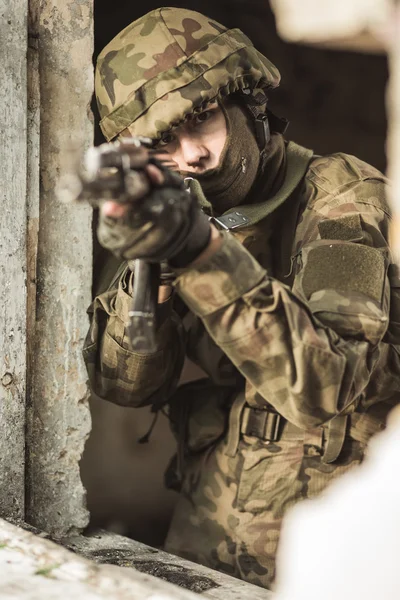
top-left (164, 434), bottom-right (366, 587)
top-left (95, 7), bottom-right (280, 141)
top-left (84, 147), bottom-right (400, 589)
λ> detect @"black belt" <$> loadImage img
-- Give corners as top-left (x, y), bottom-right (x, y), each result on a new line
top-left (239, 404), bottom-right (338, 462)
top-left (239, 403), bottom-right (391, 464)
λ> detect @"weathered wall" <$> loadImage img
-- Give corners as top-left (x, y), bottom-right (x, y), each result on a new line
top-left (0, 519), bottom-right (274, 599)
top-left (0, 519), bottom-right (206, 600)
top-left (0, 0), bottom-right (28, 521)
top-left (25, 0), bottom-right (93, 536)
top-left (270, 0), bottom-right (389, 52)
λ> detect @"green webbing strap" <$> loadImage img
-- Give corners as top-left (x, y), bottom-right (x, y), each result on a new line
top-left (186, 177), bottom-right (213, 214)
top-left (322, 414), bottom-right (349, 464)
top-left (225, 390), bottom-right (247, 457)
top-left (193, 141), bottom-right (314, 230)
top-left (228, 142), bottom-right (313, 226)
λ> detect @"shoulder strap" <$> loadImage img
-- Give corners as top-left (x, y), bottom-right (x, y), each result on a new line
top-left (210, 142), bottom-right (314, 230)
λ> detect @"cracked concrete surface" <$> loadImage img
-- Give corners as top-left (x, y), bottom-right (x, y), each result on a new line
top-left (0, 520), bottom-right (273, 599)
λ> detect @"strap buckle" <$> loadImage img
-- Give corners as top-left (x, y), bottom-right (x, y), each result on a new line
top-left (241, 406), bottom-right (282, 442)
top-left (210, 211), bottom-right (250, 231)
top-left (254, 114), bottom-right (271, 149)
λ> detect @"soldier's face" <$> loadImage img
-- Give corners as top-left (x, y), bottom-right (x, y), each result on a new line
top-left (155, 102), bottom-right (227, 174)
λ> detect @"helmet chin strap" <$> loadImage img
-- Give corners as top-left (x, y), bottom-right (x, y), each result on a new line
top-left (239, 89), bottom-right (289, 153)
top-left (255, 114), bottom-right (271, 151)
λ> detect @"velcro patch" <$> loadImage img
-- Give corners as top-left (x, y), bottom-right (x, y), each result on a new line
top-left (318, 214), bottom-right (363, 241)
top-left (302, 243), bottom-right (385, 302)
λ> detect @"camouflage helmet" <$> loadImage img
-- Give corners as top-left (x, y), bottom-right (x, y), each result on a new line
top-left (95, 7), bottom-right (281, 142)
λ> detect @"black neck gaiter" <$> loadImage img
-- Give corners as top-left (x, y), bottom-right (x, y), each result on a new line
top-left (192, 100), bottom-right (260, 214)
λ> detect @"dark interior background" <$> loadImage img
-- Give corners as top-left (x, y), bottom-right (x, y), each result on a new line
top-left (81, 1), bottom-right (389, 547)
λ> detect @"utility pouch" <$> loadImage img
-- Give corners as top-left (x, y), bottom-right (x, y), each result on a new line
top-left (165, 379), bottom-right (234, 492)
top-left (168, 378), bottom-right (233, 453)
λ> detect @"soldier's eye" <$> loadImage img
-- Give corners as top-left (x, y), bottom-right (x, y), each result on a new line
top-left (194, 111), bottom-right (212, 125)
top-left (158, 132), bottom-right (175, 146)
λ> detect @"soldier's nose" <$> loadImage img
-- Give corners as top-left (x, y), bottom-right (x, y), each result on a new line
top-left (180, 137), bottom-right (209, 169)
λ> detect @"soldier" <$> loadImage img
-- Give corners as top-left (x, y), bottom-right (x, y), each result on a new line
top-left (84, 6), bottom-right (400, 589)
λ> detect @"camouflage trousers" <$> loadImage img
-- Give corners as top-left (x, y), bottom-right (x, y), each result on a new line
top-left (164, 430), bottom-right (366, 590)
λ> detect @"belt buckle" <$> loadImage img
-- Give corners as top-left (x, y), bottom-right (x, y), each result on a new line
top-left (264, 411), bottom-right (282, 442)
top-left (241, 407), bottom-right (282, 442)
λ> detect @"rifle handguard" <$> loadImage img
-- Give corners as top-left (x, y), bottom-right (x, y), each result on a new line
top-left (128, 260), bottom-right (160, 353)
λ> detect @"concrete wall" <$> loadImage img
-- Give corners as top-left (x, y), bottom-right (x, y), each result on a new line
top-left (0, 0), bottom-right (94, 535)
top-left (0, 519), bottom-right (274, 599)
top-left (0, 0), bottom-right (28, 522)
top-left (25, 0), bottom-right (94, 536)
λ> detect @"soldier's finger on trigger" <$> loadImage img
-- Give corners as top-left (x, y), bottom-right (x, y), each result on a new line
top-left (124, 170), bottom-right (152, 200)
top-left (145, 163), bottom-right (165, 187)
top-left (101, 200), bottom-right (129, 218)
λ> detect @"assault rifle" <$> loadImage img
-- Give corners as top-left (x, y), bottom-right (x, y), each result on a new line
top-left (59, 137), bottom-right (177, 354)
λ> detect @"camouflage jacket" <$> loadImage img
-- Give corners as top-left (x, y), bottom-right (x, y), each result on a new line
top-left (84, 145), bottom-right (400, 446)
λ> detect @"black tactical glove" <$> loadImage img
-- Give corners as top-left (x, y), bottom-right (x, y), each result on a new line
top-left (97, 180), bottom-right (211, 269)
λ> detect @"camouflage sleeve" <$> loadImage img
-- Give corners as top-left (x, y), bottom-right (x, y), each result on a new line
top-left (174, 180), bottom-right (391, 429)
top-left (83, 264), bottom-right (184, 407)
